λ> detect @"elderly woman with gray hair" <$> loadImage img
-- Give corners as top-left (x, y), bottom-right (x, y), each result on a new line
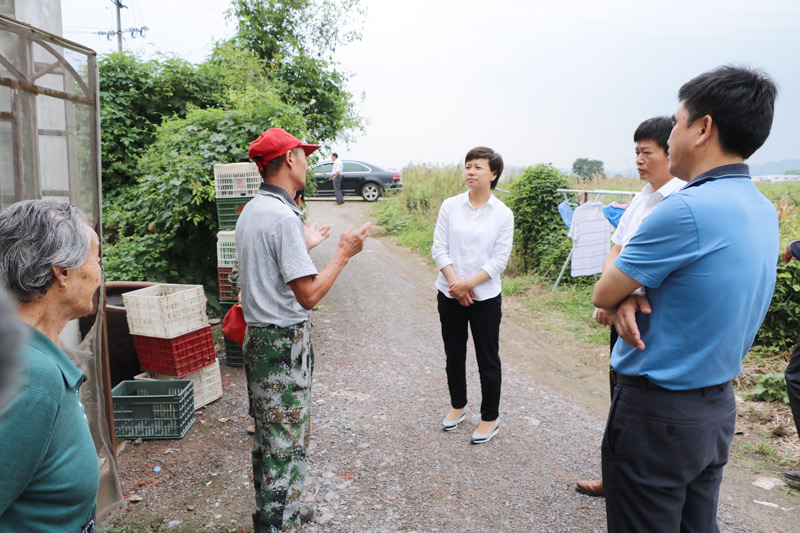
top-left (0, 200), bottom-right (102, 531)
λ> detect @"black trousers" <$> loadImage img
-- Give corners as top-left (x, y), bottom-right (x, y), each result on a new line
top-left (437, 291), bottom-right (502, 421)
top-left (602, 381), bottom-right (735, 533)
top-left (785, 334), bottom-right (800, 437)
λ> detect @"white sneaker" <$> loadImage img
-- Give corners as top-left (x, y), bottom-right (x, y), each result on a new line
top-left (442, 408), bottom-right (466, 431)
top-left (470, 419), bottom-right (500, 444)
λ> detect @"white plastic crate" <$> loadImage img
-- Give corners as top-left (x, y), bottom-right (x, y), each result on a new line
top-left (135, 359), bottom-right (223, 410)
top-left (122, 284), bottom-right (208, 339)
top-left (214, 163), bottom-right (261, 198)
top-left (217, 231), bottom-right (237, 267)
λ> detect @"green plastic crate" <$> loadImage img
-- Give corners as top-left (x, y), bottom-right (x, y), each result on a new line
top-left (220, 301), bottom-right (245, 367)
top-left (223, 337), bottom-right (244, 367)
top-left (216, 197), bottom-right (253, 229)
top-left (112, 380), bottom-right (194, 440)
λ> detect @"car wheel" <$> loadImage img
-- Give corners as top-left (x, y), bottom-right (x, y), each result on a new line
top-left (360, 182), bottom-right (381, 202)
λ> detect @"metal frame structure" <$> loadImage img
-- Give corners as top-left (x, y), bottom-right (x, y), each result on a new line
top-left (0, 13), bottom-right (122, 521)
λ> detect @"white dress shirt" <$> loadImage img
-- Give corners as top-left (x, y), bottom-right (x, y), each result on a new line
top-left (331, 158), bottom-right (344, 176)
top-left (432, 191), bottom-right (514, 301)
top-left (612, 177), bottom-right (684, 250)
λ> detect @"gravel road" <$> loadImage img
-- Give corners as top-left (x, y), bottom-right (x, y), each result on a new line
top-left (110, 199), bottom-right (799, 532)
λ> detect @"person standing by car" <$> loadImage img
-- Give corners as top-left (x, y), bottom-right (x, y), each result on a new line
top-left (238, 128), bottom-right (369, 531)
top-left (432, 146), bottom-right (514, 444)
top-left (331, 152), bottom-right (345, 205)
top-left (0, 200), bottom-right (102, 532)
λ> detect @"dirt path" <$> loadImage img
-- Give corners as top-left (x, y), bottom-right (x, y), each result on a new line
top-left (110, 199), bottom-right (798, 532)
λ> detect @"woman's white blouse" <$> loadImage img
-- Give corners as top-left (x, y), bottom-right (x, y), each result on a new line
top-left (432, 191), bottom-right (514, 301)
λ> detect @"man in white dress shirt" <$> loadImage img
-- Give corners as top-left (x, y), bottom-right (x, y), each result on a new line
top-left (576, 116), bottom-right (684, 497)
top-left (331, 152), bottom-right (345, 205)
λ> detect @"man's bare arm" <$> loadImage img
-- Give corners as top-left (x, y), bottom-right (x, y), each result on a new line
top-left (593, 263), bottom-right (642, 310)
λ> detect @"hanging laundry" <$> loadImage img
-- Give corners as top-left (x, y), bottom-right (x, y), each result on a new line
top-left (568, 202), bottom-right (612, 276)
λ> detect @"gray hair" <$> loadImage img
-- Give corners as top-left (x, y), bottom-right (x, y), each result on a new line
top-left (0, 200), bottom-right (91, 303)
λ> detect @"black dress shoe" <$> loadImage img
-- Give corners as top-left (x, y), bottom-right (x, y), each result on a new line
top-left (785, 470), bottom-right (800, 483)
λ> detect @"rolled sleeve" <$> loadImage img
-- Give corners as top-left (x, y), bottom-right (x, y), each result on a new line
top-left (480, 210), bottom-right (514, 279)
top-left (431, 199), bottom-right (453, 270)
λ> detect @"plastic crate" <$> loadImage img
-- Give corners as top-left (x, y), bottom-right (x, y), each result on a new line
top-left (133, 325), bottom-right (216, 377)
top-left (112, 379), bottom-right (194, 440)
top-left (135, 359), bottom-right (222, 410)
top-left (123, 284), bottom-right (208, 339)
top-left (218, 267), bottom-right (237, 301)
top-left (223, 337), bottom-right (244, 367)
top-left (216, 197), bottom-right (252, 230)
top-left (217, 231), bottom-right (237, 267)
top-left (214, 162), bottom-right (261, 198)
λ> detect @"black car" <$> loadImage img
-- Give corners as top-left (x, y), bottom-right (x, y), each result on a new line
top-left (307, 160), bottom-right (403, 201)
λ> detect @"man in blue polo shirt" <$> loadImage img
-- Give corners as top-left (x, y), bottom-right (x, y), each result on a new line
top-left (593, 65), bottom-right (779, 532)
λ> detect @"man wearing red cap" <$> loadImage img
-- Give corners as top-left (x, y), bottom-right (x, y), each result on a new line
top-left (236, 128), bottom-right (370, 531)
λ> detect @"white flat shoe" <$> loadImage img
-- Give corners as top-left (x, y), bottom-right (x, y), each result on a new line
top-left (470, 419), bottom-right (500, 444)
top-left (442, 409), bottom-right (466, 431)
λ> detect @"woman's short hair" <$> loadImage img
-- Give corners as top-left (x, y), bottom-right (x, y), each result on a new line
top-left (466, 146), bottom-right (504, 189)
top-left (0, 200), bottom-right (91, 303)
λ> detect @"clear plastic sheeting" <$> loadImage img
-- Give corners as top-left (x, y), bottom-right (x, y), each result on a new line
top-left (0, 13), bottom-right (123, 522)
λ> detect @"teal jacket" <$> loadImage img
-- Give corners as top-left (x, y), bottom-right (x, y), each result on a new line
top-left (0, 324), bottom-right (99, 531)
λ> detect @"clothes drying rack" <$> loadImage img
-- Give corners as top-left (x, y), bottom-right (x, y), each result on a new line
top-left (551, 188), bottom-right (639, 293)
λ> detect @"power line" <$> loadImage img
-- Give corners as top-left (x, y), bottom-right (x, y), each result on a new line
top-left (101, 0), bottom-right (148, 52)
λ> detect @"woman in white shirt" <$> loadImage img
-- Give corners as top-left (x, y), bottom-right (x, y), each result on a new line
top-left (432, 147), bottom-right (514, 444)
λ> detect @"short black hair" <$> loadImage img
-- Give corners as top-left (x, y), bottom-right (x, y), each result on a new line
top-left (465, 146), bottom-right (504, 189)
top-left (678, 65), bottom-right (777, 159)
top-left (634, 116), bottom-right (672, 154)
top-left (332, 153), bottom-right (338, 158)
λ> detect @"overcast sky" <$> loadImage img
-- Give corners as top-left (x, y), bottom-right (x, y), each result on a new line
top-left (61, 0), bottom-right (800, 174)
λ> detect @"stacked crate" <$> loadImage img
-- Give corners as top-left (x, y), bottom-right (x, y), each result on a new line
top-left (215, 163), bottom-right (260, 367)
top-left (214, 162), bottom-right (260, 229)
top-left (120, 284), bottom-right (222, 417)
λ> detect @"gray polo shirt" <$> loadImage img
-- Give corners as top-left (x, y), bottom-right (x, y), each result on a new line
top-left (235, 182), bottom-right (318, 327)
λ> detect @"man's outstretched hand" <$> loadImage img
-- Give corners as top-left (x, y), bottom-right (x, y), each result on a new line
top-left (337, 222), bottom-right (371, 259)
top-left (305, 222), bottom-right (332, 251)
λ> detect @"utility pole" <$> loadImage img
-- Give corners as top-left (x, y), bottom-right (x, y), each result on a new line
top-left (98, 0), bottom-right (148, 52)
top-left (114, 0), bottom-right (124, 52)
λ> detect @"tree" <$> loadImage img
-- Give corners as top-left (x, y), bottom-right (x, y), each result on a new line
top-left (227, 0), bottom-right (366, 143)
top-left (103, 88), bottom-right (307, 295)
top-left (98, 53), bottom-right (227, 196)
top-left (572, 158), bottom-right (604, 180)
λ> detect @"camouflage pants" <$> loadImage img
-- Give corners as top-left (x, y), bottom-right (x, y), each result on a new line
top-left (244, 322), bottom-right (314, 533)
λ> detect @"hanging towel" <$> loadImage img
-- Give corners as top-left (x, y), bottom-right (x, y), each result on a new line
top-left (558, 200), bottom-right (574, 228)
top-left (568, 202), bottom-right (612, 276)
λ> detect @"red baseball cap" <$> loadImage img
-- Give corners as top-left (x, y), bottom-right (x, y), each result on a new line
top-left (248, 128), bottom-right (321, 172)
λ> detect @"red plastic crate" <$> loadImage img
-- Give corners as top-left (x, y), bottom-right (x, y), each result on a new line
top-left (133, 325), bottom-right (216, 377)
top-left (218, 267), bottom-right (237, 302)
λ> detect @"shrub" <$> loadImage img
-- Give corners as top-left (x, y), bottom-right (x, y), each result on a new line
top-left (747, 373), bottom-right (789, 403)
top-left (506, 164), bottom-right (570, 277)
top-left (103, 88), bottom-right (307, 301)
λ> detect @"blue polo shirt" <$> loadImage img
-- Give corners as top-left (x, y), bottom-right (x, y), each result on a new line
top-left (611, 164), bottom-right (778, 389)
top-left (0, 324), bottom-right (99, 531)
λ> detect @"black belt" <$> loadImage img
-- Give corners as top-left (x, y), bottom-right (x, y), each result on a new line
top-left (611, 370), bottom-right (728, 393)
top-left (612, 371), bottom-right (670, 391)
